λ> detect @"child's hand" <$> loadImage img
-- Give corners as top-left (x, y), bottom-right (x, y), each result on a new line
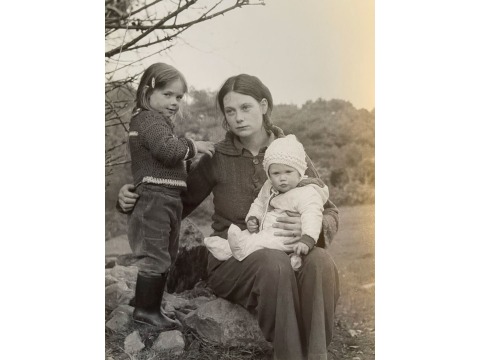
top-left (246, 217), bottom-right (259, 233)
top-left (293, 242), bottom-right (309, 256)
top-left (195, 141), bottom-right (215, 157)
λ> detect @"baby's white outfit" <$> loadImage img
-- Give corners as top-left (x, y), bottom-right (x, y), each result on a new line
top-left (204, 179), bottom-right (329, 270)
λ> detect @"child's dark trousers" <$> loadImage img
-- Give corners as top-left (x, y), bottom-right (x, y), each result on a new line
top-left (127, 184), bottom-right (182, 277)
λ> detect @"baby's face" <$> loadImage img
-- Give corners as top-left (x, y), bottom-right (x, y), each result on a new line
top-left (268, 163), bottom-right (301, 193)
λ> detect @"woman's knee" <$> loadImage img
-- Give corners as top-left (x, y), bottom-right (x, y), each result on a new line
top-left (253, 249), bottom-right (294, 279)
top-left (303, 247), bottom-right (336, 273)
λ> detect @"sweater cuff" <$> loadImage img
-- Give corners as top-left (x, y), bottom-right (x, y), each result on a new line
top-left (247, 216), bottom-right (259, 223)
top-left (299, 234), bottom-right (316, 250)
top-left (184, 139), bottom-right (197, 160)
top-left (317, 208), bottom-right (339, 248)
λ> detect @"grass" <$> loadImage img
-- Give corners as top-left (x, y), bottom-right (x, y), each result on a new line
top-left (330, 204), bottom-right (375, 317)
top-left (328, 204), bottom-right (375, 359)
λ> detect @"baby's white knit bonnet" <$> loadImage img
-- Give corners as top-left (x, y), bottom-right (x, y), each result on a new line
top-left (263, 134), bottom-right (307, 178)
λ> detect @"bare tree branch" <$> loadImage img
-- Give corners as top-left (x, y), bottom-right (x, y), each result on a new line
top-left (106, 0), bottom-right (233, 31)
top-left (106, 140), bottom-right (128, 153)
top-left (106, 0), bottom-right (198, 58)
top-left (120, 27), bottom-right (190, 53)
top-left (106, 160), bottom-right (132, 167)
top-left (106, 122), bottom-right (130, 128)
top-left (105, 44), bottom-right (174, 75)
top-left (105, 72), bottom-right (142, 91)
top-left (106, 0), bottom-right (165, 25)
top-left (105, 98), bottom-right (129, 132)
top-left (105, 0), bottom-right (263, 57)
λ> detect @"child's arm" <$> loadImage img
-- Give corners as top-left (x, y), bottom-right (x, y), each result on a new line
top-left (245, 180), bottom-right (273, 224)
top-left (246, 217), bottom-right (259, 233)
top-left (140, 112), bottom-right (198, 166)
top-left (295, 186), bottom-right (327, 250)
top-left (293, 242), bottom-right (310, 256)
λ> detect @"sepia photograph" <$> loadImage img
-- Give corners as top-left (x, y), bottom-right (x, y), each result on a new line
top-left (105, 1), bottom-right (374, 359)
top-left (5, 1), bottom-right (480, 360)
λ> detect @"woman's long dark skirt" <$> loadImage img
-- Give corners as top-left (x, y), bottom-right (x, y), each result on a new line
top-left (207, 247), bottom-right (340, 360)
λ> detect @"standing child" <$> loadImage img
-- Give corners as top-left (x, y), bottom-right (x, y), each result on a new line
top-left (204, 135), bottom-right (329, 270)
top-left (127, 63), bottom-right (215, 329)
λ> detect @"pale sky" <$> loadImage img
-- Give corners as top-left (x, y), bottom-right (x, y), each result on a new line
top-left (110, 0), bottom-right (374, 110)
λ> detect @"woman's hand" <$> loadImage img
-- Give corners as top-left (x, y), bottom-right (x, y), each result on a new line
top-left (118, 184), bottom-right (139, 212)
top-left (195, 141), bottom-right (216, 158)
top-left (272, 211), bottom-right (302, 245)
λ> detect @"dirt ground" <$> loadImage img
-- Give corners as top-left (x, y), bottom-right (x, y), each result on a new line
top-left (106, 203), bottom-right (375, 359)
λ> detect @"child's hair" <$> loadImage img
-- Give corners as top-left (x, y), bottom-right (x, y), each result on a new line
top-left (135, 63), bottom-right (188, 112)
top-left (217, 74), bottom-right (274, 133)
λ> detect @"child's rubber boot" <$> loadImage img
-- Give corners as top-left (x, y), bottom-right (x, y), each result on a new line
top-left (132, 273), bottom-right (181, 330)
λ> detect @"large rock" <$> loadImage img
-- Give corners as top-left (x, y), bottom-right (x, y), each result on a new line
top-left (161, 288), bottom-right (216, 325)
top-left (109, 304), bottom-right (134, 319)
top-left (184, 298), bottom-right (271, 351)
top-left (113, 219), bottom-right (209, 294)
top-left (124, 331), bottom-right (144, 354)
top-left (162, 292), bottom-right (192, 313)
top-left (152, 330), bottom-right (185, 355)
top-left (107, 265), bottom-right (138, 289)
top-left (105, 257), bottom-right (116, 269)
top-left (105, 281), bottom-right (135, 310)
top-left (167, 218), bottom-right (209, 293)
top-left (106, 311), bottom-right (132, 332)
top-left (105, 274), bottom-right (118, 287)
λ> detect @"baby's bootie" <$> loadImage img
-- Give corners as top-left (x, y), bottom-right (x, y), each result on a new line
top-left (227, 224), bottom-right (249, 261)
top-left (290, 254), bottom-right (302, 271)
top-left (203, 236), bottom-right (233, 261)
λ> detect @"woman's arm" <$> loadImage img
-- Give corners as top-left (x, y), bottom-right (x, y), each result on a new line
top-left (116, 153), bottom-right (217, 216)
top-left (305, 154), bottom-right (339, 247)
top-left (181, 153), bottom-right (216, 219)
top-left (318, 199), bottom-right (339, 248)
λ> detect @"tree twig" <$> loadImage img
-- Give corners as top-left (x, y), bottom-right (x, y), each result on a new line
top-left (105, 160), bottom-right (132, 167)
top-left (106, 0), bottom-right (198, 58)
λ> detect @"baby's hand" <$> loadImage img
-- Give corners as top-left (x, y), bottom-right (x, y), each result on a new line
top-left (293, 242), bottom-right (309, 256)
top-left (195, 141), bottom-right (215, 157)
top-left (246, 217), bottom-right (259, 233)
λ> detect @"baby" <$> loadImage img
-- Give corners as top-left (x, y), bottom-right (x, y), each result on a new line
top-left (204, 135), bottom-right (329, 270)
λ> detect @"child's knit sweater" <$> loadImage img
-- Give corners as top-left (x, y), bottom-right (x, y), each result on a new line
top-left (128, 110), bottom-right (197, 189)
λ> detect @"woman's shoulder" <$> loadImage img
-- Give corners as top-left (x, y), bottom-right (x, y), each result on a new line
top-left (213, 133), bottom-right (241, 156)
